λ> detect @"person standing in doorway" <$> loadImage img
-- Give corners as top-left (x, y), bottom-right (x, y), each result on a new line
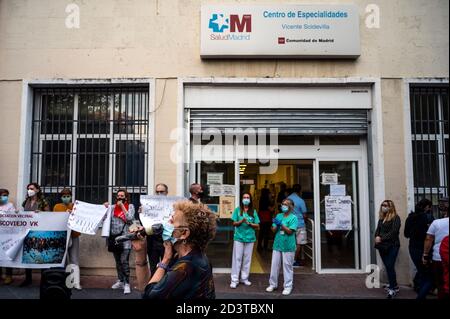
top-left (230, 193), bottom-right (260, 288)
top-left (20, 183), bottom-right (50, 287)
top-left (189, 183), bottom-right (204, 204)
top-left (104, 189), bottom-right (135, 295)
top-left (0, 188), bottom-right (16, 285)
top-left (258, 188), bottom-right (275, 251)
top-left (375, 200), bottom-right (401, 299)
top-left (423, 198), bottom-right (449, 300)
top-left (266, 198), bottom-right (298, 296)
top-left (287, 184), bottom-right (307, 267)
top-left (53, 188), bottom-right (81, 290)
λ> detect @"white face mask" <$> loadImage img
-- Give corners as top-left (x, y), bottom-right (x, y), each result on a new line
top-left (27, 189), bottom-right (36, 197)
top-left (382, 206), bottom-right (389, 213)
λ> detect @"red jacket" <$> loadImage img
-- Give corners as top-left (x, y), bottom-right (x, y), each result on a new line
top-left (440, 235), bottom-right (449, 294)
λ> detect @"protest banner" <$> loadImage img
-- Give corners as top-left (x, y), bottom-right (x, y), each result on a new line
top-left (0, 211), bottom-right (70, 269)
top-left (140, 195), bottom-right (184, 229)
top-left (67, 200), bottom-right (109, 235)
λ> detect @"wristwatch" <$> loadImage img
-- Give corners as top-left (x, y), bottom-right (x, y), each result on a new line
top-left (157, 262), bottom-right (169, 271)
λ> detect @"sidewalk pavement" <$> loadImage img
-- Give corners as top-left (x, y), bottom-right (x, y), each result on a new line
top-left (0, 273), bottom-right (418, 299)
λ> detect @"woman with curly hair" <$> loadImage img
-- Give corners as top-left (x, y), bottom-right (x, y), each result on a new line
top-left (132, 200), bottom-right (217, 299)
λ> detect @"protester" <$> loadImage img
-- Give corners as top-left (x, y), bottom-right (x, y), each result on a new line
top-left (375, 200), bottom-right (401, 299)
top-left (132, 200), bottom-right (216, 299)
top-left (287, 184), bottom-right (308, 267)
top-left (0, 188), bottom-right (16, 285)
top-left (404, 198), bottom-right (434, 298)
top-left (139, 183), bottom-right (168, 275)
top-left (423, 198), bottom-right (449, 299)
top-left (104, 189), bottom-right (135, 294)
top-left (188, 183), bottom-right (204, 204)
top-left (230, 193), bottom-right (260, 288)
top-left (20, 183), bottom-right (50, 287)
top-left (258, 188), bottom-right (275, 251)
top-left (53, 188), bottom-right (81, 290)
top-left (266, 198), bottom-right (298, 296)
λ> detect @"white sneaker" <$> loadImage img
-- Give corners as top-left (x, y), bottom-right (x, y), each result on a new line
top-left (240, 280), bottom-right (252, 286)
top-left (266, 286), bottom-right (277, 292)
top-left (123, 283), bottom-right (131, 294)
top-left (73, 283), bottom-right (82, 290)
top-left (111, 280), bottom-right (124, 289)
top-left (282, 287), bottom-right (292, 295)
top-left (230, 282), bottom-right (238, 289)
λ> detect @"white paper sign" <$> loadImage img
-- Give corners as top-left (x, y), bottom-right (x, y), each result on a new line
top-left (321, 173), bottom-right (338, 185)
top-left (209, 184), bottom-right (236, 197)
top-left (330, 184), bottom-right (346, 196)
top-left (140, 196), bottom-right (184, 229)
top-left (325, 196), bottom-right (352, 230)
top-left (68, 200), bottom-right (109, 235)
top-left (0, 211), bottom-right (70, 269)
top-left (207, 172), bottom-right (224, 185)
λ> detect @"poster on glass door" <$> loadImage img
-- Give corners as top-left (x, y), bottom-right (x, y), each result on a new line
top-left (325, 196), bottom-right (352, 230)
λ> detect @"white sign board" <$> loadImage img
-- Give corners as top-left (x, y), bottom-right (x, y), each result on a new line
top-left (330, 184), bottom-right (346, 196)
top-left (0, 212), bottom-right (70, 269)
top-left (207, 172), bottom-right (224, 185)
top-left (321, 173), bottom-right (338, 185)
top-left (140, 196), bottom-right (184, 229)
top-left (209, 184), bottom-right (236, 197)
top-left (201, 4), bottom-right (360, 58)
top-left (68, 200), bottom-right (109, 235)
top-left (325, 196), bottom-right (352, 231)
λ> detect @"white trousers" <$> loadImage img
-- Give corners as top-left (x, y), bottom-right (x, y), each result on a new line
top-left (231, 241), bottom-right (254, 284)
top-left (269, 250), bottom-right (295, 289)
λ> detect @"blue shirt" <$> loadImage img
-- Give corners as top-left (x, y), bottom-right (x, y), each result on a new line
top-left (287, 193), bottom-right (307, 228)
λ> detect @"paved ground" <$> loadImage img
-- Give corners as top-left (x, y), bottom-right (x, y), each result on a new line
top-left (0, 273), bottom-right (419, 299)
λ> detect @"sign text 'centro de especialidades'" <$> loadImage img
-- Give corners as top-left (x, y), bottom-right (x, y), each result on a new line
top-left (201, 4), bottom-right (360, 59)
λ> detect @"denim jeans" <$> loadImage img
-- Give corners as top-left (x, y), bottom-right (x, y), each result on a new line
top-left (379, 245), bottom-right (399, 289)
top-left (409, 245), bottom-right (434, 299)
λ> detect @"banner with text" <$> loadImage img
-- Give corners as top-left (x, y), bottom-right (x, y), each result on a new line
top-left (0, 212), bottom-right (70, 269)
top-left (140, 196), bottom-right (185, 229)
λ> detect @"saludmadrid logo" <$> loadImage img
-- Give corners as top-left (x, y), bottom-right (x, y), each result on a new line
top-left (208, 13), bottom-right (252, 40)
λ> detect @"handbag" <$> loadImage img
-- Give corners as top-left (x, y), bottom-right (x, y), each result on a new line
top-left (374, 241), bottom-right (392, 254)
top-left (107, 223), bottom-right (127, 252)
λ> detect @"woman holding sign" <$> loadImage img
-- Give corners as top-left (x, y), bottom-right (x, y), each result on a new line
top-left (20, 182), bottom-right (50, 287)
top-left (230, 193), bottom-right (260, 289)
top-left (53, 188), bottom-right (82, 290)
top-left (104, 189), bottom-right (135, 295)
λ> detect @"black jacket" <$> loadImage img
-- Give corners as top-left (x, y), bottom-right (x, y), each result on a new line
top-left (404, 212), bottom-right (430, 249)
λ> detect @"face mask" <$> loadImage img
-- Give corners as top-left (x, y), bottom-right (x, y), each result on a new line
top-left (162, 223), bottom-right (178, 244)
top-left (281, 205), bottom-right (289, 213)
top-left (116, 197), bottom-right (126, 202)
top-left (0, 196), bottom-right (8, 204)
top-left (61, 196), bottom-right (72, 204)
top-left (197, 191), bottom-right (204, 198)
top-left (242, 198), bottom-right (251, 206)
top-left (382, 207), bottom-right (389, 213)
top-left (27, 190), bottom-right (36, 197)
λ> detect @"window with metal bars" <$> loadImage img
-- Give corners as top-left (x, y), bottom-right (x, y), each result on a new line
top-left (410, 85), bottom-right (449, 213)
top-left (30, 86), bottom-right (150, 213)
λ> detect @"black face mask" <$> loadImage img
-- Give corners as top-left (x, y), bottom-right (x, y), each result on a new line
top-left (197, 191), bottom-right (204, 198)
top-left (116, 197), bottom-right (126, 202)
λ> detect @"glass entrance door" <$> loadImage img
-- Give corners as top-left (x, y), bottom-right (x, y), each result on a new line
top-left (316, 161), bottom-right (361, 270)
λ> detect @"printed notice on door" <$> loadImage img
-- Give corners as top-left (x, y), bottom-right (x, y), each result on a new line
top-left (325, 196), bottom-right (352, 230)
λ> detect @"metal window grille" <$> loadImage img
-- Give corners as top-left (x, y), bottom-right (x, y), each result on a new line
top-left (410, 85), bottom-right (449, 212)
top-left (30, 86), bottom-right (150, 211)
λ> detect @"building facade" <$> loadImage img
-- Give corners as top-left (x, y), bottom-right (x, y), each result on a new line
top-left (0, 0), bottom-right (448, 285)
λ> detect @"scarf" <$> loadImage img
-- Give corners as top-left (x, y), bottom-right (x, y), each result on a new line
top-left (114, 202), bottom-right (129, 223)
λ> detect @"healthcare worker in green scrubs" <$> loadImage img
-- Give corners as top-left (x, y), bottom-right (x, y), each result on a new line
top-left (230, 193), bottom-right (260, 289)
top-left (266, 198), bottom-right (298, 296)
